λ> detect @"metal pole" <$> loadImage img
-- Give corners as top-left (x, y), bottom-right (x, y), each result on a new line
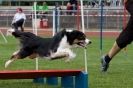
top-left (100, 2), bottom-right (103, 56)
top-left (77, 1), bottom-right (80, 30)
top-left (55, 2), bottom-right (58, 34)
top-left (32, 9), bottom-right (35, 33)
top-left (80, 0), bottom-right (88, 74)
top-left (86, 10), bottom-right (89, 29)
top-left (106, 8), bottom-right (108, 30)
top-left (53, 11), bottom-right (55, 36)
top-left (9, 0), bottom-right (11, 9)
top-left (34, 2), bottom-right (38, 70)
top-left (19, 1), bottom-right (20, 6)
top-left (58, 10), bottom-right (60, 31)
top-left (62, 1), bottom-right (64, 10)
top-left (6, 10), bottom-right (9, 27)
top-left (0, 30), bottom-right (8, 43)
top-left (117, 10), bottom-right (119, 30)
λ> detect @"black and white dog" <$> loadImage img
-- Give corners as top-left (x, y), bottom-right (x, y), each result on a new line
top-left (5, 29), bottom-right (91, 68)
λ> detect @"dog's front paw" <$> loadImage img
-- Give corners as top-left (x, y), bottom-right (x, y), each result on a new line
top-left (73, 53), bottom-right (76, 57)
top-left (65, 59), bottom-right (72, 63)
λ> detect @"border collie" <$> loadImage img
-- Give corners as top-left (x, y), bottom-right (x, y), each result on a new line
top-left (5, 29), bottom-right (91, 68)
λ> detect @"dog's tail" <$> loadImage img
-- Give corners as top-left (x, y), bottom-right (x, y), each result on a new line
top-left (7, 29), bottom-right (22, 38)
top-left (7, 29), bottom-right (36, 39)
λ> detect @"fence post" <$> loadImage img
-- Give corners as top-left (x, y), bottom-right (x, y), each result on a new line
top-left (6, 10), bottom-right (9, 27)
top-left (117, 10), bottom-right (120, 30)
top-left (0, 0), bottom-right (2, 4)
top-left (86, 10), bottom-right (89, 29)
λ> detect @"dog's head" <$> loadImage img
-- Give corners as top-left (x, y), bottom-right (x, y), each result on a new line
top-left (63, 29), bottom-right (91, 49)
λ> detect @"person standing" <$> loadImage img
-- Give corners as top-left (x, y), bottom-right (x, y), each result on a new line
top-left (57, 3), bottom-right (62, 15)
top-left (11, 8), bottom-right (26, 31)
top-left (101, 0), bottom-right (133, 74)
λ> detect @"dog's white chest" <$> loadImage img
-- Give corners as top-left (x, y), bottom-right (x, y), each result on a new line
top-left (58, 35), bottom-right (70, 49)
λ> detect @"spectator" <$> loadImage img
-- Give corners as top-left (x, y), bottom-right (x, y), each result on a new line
top-left (69, 0), bottom-right (77, 5)
top-left (71, 3), bottom-right (77, 15)
top-left (66, 2), bottom-right (72, 15)
top-left (89, 1), bottom-right (95, 8)
top-left (11, 8), bottom-right (26, 32)
top-left (106, 0), bottom-right (110, 6)
top-left (30, 2), bottom-right (40, 19)
top-left (41, 2), bottom-right (49, 19)
top-left (57, 3), bottom-right (62, 15)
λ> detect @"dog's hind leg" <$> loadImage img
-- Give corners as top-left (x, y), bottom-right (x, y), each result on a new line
top-left (28, 53), bottom-right (37, 59)
top-left (5, 49), bottom-right (31, 68)
top-left (5, 51), bottom-right (21, 68)
top-left (5, 55), bottom-right (20, 68)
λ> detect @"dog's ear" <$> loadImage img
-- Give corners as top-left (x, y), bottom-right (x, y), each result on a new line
top-left (63, 28), bottom-right (66, 31)
top-left (62, 28), bottom-right (67, 34)
top-left (61, 28), bottom-right (67, 37)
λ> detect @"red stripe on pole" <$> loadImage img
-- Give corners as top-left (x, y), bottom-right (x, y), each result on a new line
top-left (77, 2), bottom-right (80, 30)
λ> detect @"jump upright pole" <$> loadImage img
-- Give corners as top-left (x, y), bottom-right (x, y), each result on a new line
top-left (76, 1), bottom-right (80, 55)
top-left (52, 2), bottom-right (58, 36)
top-left (31, 2), bottom-right (35, 33)
top-left (34, 2), bottom-right (38, 70)
top-left (53, 10), bottom-right (55, 36)
top-left (0, 30), bottom-right (7, 43)
top-left (100, 2), bottom-right (103, 56)
top-left (77, 1), bottom-right (80, 31)
top-left (45, 2), bottom-right (59, 86)
top-left (80, 0), bottom-right (88, 74)
top-left (55, 2), bottom-right (58, 34)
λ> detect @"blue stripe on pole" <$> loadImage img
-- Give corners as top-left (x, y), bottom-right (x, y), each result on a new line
top-left (55, 2), bottom-right (58, 34)
top-left (100, 2), bottom-right (103, 52)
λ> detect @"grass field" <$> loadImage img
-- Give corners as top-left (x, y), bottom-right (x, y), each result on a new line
top-left (0, 35), bottom-right (133, 88)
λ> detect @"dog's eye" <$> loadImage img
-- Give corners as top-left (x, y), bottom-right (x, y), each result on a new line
top-left (78, 36), bottom-right (85, 40)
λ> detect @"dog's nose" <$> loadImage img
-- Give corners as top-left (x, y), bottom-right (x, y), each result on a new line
top-left (85, 39), bottom-right (91, 44)
top-left (89, 41), bottom-right (92, 44)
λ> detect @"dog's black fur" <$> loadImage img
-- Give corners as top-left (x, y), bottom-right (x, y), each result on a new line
top-left (5, 29), bottom-right (91, 68)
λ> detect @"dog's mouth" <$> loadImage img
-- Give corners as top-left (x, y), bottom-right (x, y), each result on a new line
top-left (78, 42), bottom-right (87, 49)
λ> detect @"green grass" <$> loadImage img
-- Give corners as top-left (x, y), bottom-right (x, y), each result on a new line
top-left (0, 35), bottom-right (133, 88)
